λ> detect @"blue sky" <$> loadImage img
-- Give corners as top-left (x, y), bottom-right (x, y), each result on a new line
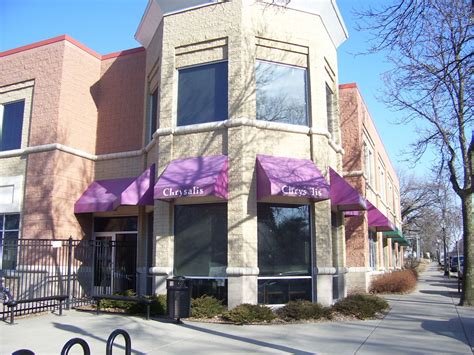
top-left (0, 0), bottom-right (433, 175)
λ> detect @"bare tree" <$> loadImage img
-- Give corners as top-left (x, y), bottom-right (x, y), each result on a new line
top-left (356, 0), bottom-right (473, 305)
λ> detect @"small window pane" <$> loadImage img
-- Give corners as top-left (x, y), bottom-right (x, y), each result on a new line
top-left (148, 89), bottom-right (158, 142)
top-left (5, 214), bottom-right (20, 230)
top-left (326, 85), bottom-right (334, 134)
top-left (174, 204), bottom-right (227, 277)
top-left (2, 231), bottom-right (19, 269)
top-left (256, 61), bottom-right (308, 126)
top-left (258, 278), bottom-right (311, 304)
top-left (1, 101), bottom-right (25, 151)
top-left (94, 217), bottom-right (138, 232)
top-left (258, 204), bottom-right (311, 277)
top-left (177, 62), bottom-right (228, 126)
top-left (190, 279), bottom-right (228, 304)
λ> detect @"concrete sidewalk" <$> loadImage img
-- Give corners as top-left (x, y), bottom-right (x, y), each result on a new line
top-left (1, 263), bottom-right (473, 354)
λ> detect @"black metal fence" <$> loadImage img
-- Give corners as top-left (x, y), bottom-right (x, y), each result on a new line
top-left (1, 237), bottom-right (137, 319)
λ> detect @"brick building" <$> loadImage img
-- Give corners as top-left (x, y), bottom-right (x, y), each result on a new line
top-left (339, 83), bottom-right (406, 292)
top-left (0, 0), bottom-right (402, 307)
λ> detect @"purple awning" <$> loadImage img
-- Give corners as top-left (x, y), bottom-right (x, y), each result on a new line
top-left (154, 155), bottom-right (228, 201)
top-left (367, 201), bottom-right (396, 231)
top-left (256, 155), bottom-right (329, 201)
top-left (74, 164), bottom-right (155, 213)
top-left (329, 168), bottom-right (367, 211)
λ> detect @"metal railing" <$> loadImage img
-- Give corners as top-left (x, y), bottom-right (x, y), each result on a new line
top-left (1, 237), bottom-right (138, 319)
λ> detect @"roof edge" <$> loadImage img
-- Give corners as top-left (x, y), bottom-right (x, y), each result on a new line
top-left (0, 35), bottom-right (144, 61)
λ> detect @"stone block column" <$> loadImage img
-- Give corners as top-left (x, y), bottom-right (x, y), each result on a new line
top-left (226, 126), bottom-right (259, 308)
top-left (313, 199), bottom-right (334, 305)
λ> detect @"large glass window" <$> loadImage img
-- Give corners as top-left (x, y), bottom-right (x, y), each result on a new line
top-left (1, 213), bottom-right (20, 270)
top-left (177, 62), bottom-right (228, 126)
top-left (174, 204), bottom-right (227, 277)
top-left (1, 100), bottom-right (25, 151)
top-left (256, 61), bottom-right (308, 126)
top-left (257, 203), bottom-right (312, 304)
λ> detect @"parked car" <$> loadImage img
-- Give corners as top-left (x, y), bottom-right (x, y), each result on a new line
top-left (450, 256), bottom-right (464, 272)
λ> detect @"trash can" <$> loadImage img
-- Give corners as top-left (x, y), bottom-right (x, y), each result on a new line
top-left (166, 277), bottom-right (191, 321)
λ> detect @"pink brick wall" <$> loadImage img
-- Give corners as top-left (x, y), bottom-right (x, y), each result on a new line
top-left (0, 41), bottom-right (65, 146)
top-left (96, 50), bottom-right (146, 154)
top-left (58, 42), bottom-right (101, 153)
top-left (22, 150), bottom-right (94, 239)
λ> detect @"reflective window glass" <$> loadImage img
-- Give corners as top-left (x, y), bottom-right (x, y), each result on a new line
top-left (177, 62), bottom-right (228, 126)
top-left (256, 61), bottom-right (308, 126)
top-left (174, 204), bottom-right (227, 277)
top-left (1, 100), bottom-right (25, 151)
top-left (258, 204), bottom-right (311, 277)
top-left (94, 217), bottom-right (138, 232)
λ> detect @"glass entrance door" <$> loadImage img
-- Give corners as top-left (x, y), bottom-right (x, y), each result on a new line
top-left (93, 233), bottom-right (137, 294)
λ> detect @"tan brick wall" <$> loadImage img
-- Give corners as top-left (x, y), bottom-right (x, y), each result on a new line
top-left (95, 156), bottom-right (144, 180)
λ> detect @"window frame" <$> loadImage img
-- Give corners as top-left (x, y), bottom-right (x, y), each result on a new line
top-left (256, 202), bottom-right (314, 304)
top-left (0, 213), bottom-right (21, 270)
top-left (326, 84), bottom-right (335, 136)
top-left (176, 60), bottom-right (229, 127)
top-left (173, 203), bottom-right (228, 278)
top-left (255, 59), bottom-right (309, 127)
top-left (1, 100), bottom-right (25, 152)
top-left (146, 88), bottom-right (158, 143)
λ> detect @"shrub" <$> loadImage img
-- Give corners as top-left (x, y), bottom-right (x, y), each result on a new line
top-left (150, 294), bottom-right (167, 316)
top-left (276, 300), bottom-right (332, 321)
top-left (97, 290), bottom-right (167, 316)
top-left (369, 269), bottom-right (417, 294)
top-left (333, 294), bottom-right (388, 320)
top-left (191, 296), bottom-right (225, 318)
top-left (222, 304), bottom-right (275, 324)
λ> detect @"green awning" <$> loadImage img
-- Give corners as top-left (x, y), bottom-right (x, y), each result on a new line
top-left (383, 230), bottom-right (410, 246)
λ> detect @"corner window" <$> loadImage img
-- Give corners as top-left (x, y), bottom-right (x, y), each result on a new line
top-left (257, 203), bottom-right (312, 304)
top-left (147, 89), bottom-right (158, 143)
top-left (174, 204), bottom-right (227, 277)
top-left (177, 62), bottom-right (228, 126)
top-left (256, 61), bottom-right (308, 126)
top-left (1, 213), bottom-right (20, 270)
top-left (1, 101), bottom-right (25, 151)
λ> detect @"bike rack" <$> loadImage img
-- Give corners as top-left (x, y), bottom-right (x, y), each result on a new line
top-left (13, 328), bottom-right (131, 355)
top-left (60, 338), bottom-right (91, 355)
top-left (106, 329), bottom-right (132, 355)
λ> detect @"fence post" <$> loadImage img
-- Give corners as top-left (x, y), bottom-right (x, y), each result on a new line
top-left (66, 236), bottom-right (73, 310)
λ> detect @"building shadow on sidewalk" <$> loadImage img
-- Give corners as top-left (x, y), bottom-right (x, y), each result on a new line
top-left (419, 289), bottom-right (459, 298)
top-left (421, 317), bottom-right (472, 348)
top-left (53, 322), bottom-right (146, 355)
top-left (180, 322), bottom-right (314, 354)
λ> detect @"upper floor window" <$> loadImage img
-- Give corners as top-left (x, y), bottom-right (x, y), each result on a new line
top-left (1, 100), bottom-right (25, 151)
top-left (379, 165), bottom-right (386, 200)
top-left (147, 89), bottom-right (158, 143)
top-left (387, 178), bottom-right (393, 211)
top-left (364, 143), bottom-right (375, 186)
top-left (256, 61), bottom-right (308, 126)
top-left (326, 84), bottom-right (334, 135)
top-left (177, 61), bottom-right (228, 126)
